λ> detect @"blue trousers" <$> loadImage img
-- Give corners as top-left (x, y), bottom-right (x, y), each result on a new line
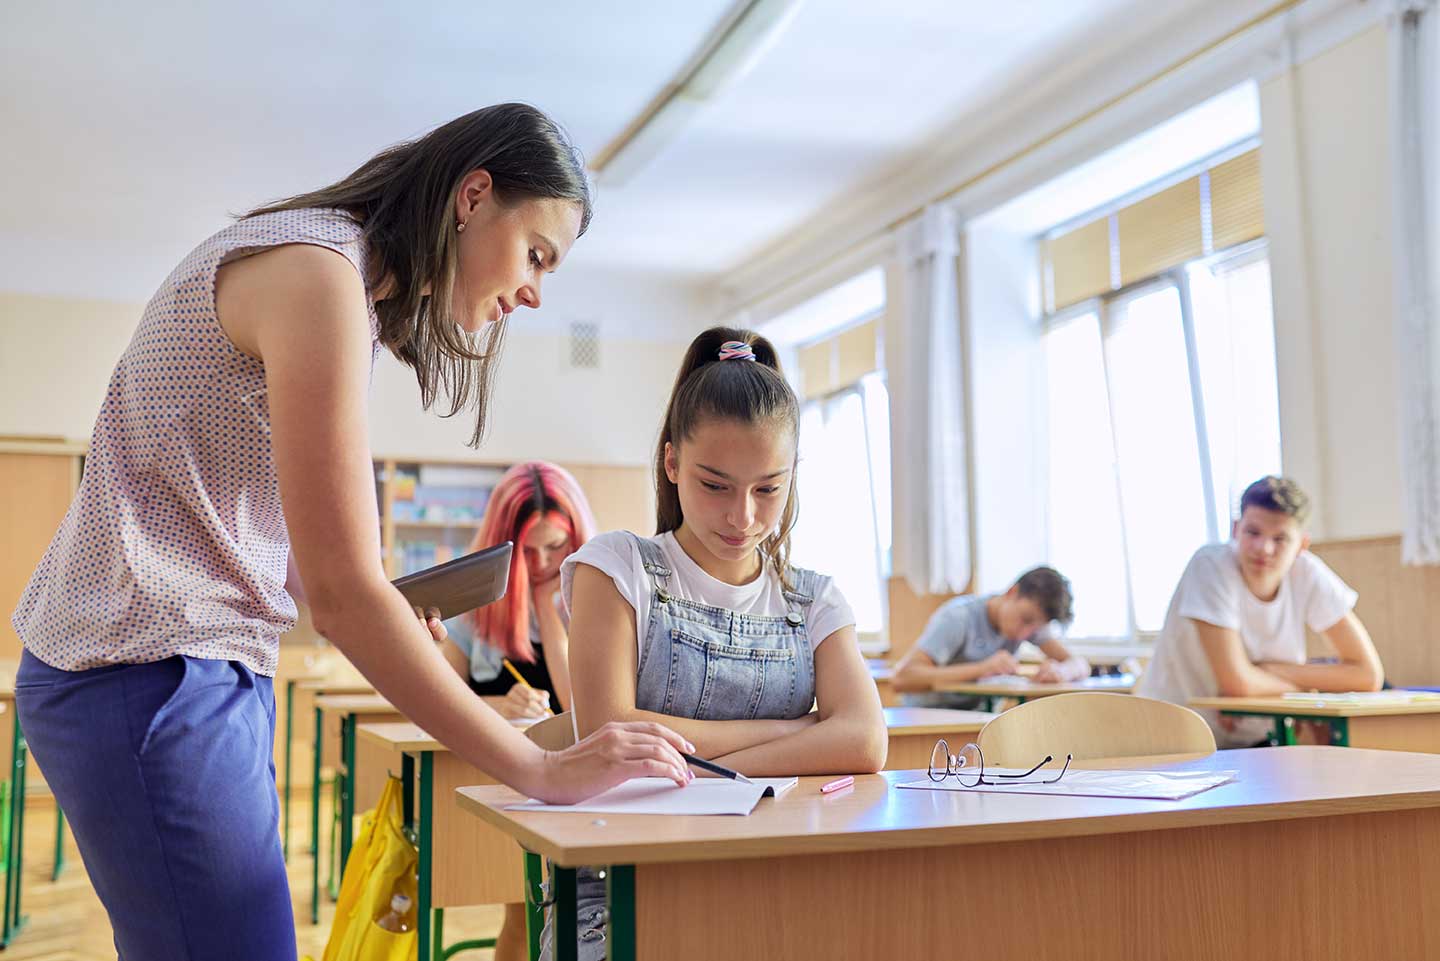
top-left (15, 650), bottom-right (296, 960)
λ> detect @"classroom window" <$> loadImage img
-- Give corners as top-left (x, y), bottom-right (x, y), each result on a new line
top-left (1043, 243), bottom-right (1281, 638)
top-left (792, 370), bottom-right (892, 643)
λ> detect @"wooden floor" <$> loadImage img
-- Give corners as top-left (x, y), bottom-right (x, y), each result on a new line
top-left (1, 786), bottom-right (506, 960)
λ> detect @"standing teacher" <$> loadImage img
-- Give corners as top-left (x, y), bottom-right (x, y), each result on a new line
top-left (9, 103), bottom-right (692, 960)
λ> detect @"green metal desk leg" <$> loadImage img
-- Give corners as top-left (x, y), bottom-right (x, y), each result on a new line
top-left (1282, 716), bottom-right (1297, 746)
top-left (284, 678), bottom-right (296, 861)
top-left (311, 705), bottom-right (323, 924)
top-left (525, 852), bottom-right (544, 961)
top-left (51, 807), bottom-right (65, 880)
top-left (1330, 717), bottom-right (1349, 747)
top-left (418, 751), bottom-right (434, 961)
top-left (12, 732), bottom-right (26, 933)
top-left (552, 866), bottom-right (577, 961)
top-left (607, 865), bottom-right (636, 961)
top-left (340, 714), bottom-right (356, 872)
top-left (328, 770), bottom-right (341, 900)
top-left (3, 721), bottom-right (29, 943)
top-left (401, 753), bottom-right (415, 830)
top-left (1, 709), bottom-right (22, 946)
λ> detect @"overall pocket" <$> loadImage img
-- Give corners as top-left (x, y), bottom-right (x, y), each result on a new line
top-left (664, 629), bottom-right (798, 721)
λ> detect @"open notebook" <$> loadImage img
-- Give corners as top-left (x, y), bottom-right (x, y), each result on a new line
top-left (506, 777), bottom-right (798, 816)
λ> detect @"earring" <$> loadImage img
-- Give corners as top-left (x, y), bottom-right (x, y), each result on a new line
top-left (456, 221), bottom-right (466, 233)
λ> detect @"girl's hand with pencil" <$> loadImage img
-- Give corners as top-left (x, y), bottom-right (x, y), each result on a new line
top-left (500, 658), bottom-right (555, 717)
top-left (532, 722), bottom-right (696, 804)
top-left (498, 685), bottom-right (551, 720)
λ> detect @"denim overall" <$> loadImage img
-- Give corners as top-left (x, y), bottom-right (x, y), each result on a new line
top-left (541, 534), bottom-right (820, 960)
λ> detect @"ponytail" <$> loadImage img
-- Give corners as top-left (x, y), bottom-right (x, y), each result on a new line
top-left (654, 326), bottom-right (800, 584)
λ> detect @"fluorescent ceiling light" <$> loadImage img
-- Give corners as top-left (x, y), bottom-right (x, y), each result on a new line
top-left (592, 0), bottom-right (804, 185)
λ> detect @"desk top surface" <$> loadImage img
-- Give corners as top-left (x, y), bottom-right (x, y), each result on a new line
top-left (454, 746), bottom-right (1440, 866)
top-left (296, 677), bottom-right (373, 694)
top-left (881, 706), bottom-right (994, 734)
top-left (932, 675), bottom-right (1135, 696)
top-left (315, 694), bottom-right (396, 714)
top-left (358, 718), bottom-right (541, 753)
top-left (1190, 695), bottom-right (1440, 718)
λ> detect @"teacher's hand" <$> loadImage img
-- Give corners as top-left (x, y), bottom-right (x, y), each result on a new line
top-left (531, 721), bottom-right (694, 805)
top-left (415, 606), bottom-right (446, 643)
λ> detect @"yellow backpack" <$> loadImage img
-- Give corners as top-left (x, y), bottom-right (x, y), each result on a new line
top-left (305, 774), bottom-right (418, 961)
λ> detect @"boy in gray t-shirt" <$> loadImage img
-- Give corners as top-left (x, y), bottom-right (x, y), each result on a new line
top-left (893, 567), bottom-right (1087, 710)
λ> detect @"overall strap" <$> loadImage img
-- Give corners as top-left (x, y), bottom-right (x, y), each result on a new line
top-left (629, 533), bottom-right (674, 600)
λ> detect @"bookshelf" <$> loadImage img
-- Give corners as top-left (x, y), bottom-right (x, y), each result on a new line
top-left (375, 459), bottom-right (508, 577)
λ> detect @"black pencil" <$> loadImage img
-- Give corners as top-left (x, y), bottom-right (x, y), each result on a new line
top-left (682, 752), bottom-right (753, 784)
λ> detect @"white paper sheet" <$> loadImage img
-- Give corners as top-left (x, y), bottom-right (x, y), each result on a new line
top-left (896, 768), bottom-right (1237, 801)
top-left (505, 777), bottom-right (799, 816)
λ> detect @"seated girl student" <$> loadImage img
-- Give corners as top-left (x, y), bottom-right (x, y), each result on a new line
top-left (548, 328), bottom-right (887, 959)
top-left (439, 461), bottom-right (596, 961)
top-left (442, 461), bottom-right (597, 719)
top-left (891, 567), bottom-right (1088, 710)
top-left (1136, 475), bottom-right (1385, 747)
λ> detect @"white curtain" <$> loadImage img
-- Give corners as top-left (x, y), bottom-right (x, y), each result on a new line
top-left (1389, 0), bottom-right (1440, 563)
top-left (890, 204), bottom-right (971, 594)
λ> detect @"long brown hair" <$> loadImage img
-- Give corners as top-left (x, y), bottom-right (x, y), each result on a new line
top-left (655, 326), bottom-right (800, 584)
top-left (247, 103), bottom-right (593, 446)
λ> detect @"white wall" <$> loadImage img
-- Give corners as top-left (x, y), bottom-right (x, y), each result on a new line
top-left (0, 293), bottom-right (137, 440)
top-left (0, 265), bottom-right (709, 466)
top-left (1261, 24), bottom-right (1399, 540)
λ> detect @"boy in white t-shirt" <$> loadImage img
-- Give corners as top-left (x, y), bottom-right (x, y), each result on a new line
top-left (1137, 476), bottom-right (1385, 747)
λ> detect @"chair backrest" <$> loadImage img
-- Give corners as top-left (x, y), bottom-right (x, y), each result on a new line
top-left (976, 693), bottom-right (1216, 767)
top-left (523, 711), bottom-right (578, 751)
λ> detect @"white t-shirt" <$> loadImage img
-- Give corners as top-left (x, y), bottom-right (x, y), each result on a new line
top-left (560, 531), bottom-right (855, 659)
top-left (1136, 542), bottom-right (1358, 748)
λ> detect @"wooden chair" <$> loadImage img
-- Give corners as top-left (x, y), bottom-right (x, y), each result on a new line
top-left (977, 692), bottom-right (1216, 767)
top-left (523, 711), bottom-right (577, 751)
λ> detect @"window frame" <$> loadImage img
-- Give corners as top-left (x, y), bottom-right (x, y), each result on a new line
top-left (1041, 240), bottom-right (1276, 644)
top-left (792, 316), bottom-right (892, 652)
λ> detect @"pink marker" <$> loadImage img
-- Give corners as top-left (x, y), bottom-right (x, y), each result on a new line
top-left (820, 775), bottom-right (855, 794)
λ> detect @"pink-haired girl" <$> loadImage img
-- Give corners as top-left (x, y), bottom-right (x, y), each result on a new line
top-left (443, 461), bottom-right (596, 719)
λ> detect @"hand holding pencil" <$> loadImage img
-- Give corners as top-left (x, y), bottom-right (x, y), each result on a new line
top-left (502, 658), bottom-right (554, 717)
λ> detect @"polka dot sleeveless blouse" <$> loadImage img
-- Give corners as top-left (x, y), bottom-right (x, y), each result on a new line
top-left (11, 208), bottom-right (381, 676)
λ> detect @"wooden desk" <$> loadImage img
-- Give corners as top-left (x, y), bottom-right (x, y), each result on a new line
top-left (1190, 695), bottom-right (1440, 752)
top-left (0, 691), bottom-right (20, 947)
top-left (359, 721), bottom-right (532, 961)
top-left (283, 674), bottom-right (371, 861)
top-left (933, 674), bottom-right (1135, 711)
top-left (310, 694), bottom-right (400, 924)
top-left (457, 746), bottom-right (1440, 961)
top-left (882, 707), bottom-right (993, 770)
top-left (0, 683), bottom-right (69, 951)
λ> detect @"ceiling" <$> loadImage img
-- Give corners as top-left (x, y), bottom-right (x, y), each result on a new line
top-left (1, 0), bottom-right (1186, 303)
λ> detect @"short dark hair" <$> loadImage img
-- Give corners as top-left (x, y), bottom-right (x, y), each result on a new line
top-left (1014, 566), bottom-right (1073, 625)
top-left (1239, 475), bottom-right (1311, 526)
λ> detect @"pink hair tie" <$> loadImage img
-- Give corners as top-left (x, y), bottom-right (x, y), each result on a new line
top-left (718, 341), bottom-right (756, 361)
